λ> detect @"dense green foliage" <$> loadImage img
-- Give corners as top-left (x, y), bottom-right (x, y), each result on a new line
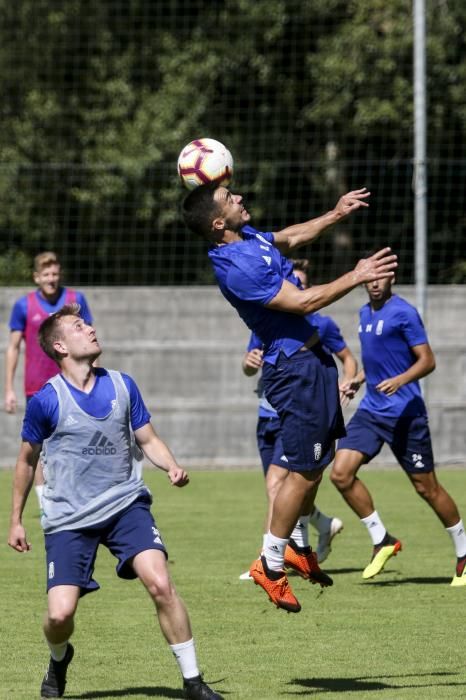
top-left (1, 468), bottom-right (465, 698)
top-left (0, 1), bottom-right (465, 284)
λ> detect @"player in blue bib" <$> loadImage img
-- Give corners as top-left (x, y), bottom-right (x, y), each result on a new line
top-left (239, 259), bottom-right (354, 580)
top-left (182, 182), bottom-right (397, 612)
top-left (331, 276), bottom-right (466, 586)
top-left (8, 305), bottom-right (223, 700)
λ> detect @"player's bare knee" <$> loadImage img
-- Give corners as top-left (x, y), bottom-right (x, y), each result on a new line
top-left (413, 479), bottom-right (437, 503)
top-left (47, 608), bottom-right (74, 628)
top-left (329, 465), bottom-right (351, 492)
top-left (144, 574), bottom-right (173, 603)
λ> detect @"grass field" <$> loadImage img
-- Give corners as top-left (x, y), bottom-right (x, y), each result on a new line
top-left (1, 467), bottom-right (465, 699)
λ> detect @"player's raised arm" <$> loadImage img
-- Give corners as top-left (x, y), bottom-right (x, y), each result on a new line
top-left (272, 188), bottom-right (370, 255)
top-left (266, 248), bottom-right (397, 315)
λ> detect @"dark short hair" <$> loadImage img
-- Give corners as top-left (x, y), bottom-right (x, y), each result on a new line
top-left (291, 258), bottom-right (310, 273)
top-left (181, 183), bottom-right (222, 239)
top-left (38, 303), bottom-right (82, 362)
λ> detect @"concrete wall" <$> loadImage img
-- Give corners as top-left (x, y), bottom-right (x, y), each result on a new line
top-left (1, 285), bottom-right (465, 468)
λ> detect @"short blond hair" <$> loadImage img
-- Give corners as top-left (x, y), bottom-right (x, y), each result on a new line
top-left (33, 251), bottom-right (59, 273)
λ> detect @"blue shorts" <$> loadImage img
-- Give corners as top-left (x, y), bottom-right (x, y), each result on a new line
top-left (44, 495), bottom-right (167, 596)
top-left (262, 345), bottom-right (345, 472)
top-left (256, 416), bottom-right (285, 474)
top-left (337, 409), bottom-right (434, 474)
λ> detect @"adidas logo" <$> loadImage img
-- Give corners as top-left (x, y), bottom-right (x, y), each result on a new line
top-left (64, 414), bottom-right (78, 427)
top-left (82, 430), bottom-right (117, 456)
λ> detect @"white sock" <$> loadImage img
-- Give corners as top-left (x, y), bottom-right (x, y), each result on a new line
top-left (35, 484), bottom-right (44, 509)
top-left (361, 511), bottom-right (387, 546)
top-left (47, 640), bottom-right (68, 662)
top-left (446, 519), bottom-right (466, 558)
top-left (261, 533), bottom-right (267, 554)
top-left (170, 638), bottom-right (199, 680)
top-left (290, 515), bottom-right (310, 548)
top-left (309, 506), bottom-right (332, 534)
top-left (264, 532), bottom-right (288, 571)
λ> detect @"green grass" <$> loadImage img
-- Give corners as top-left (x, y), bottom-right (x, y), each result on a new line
top-left (1, 468), bottom-right (465, 699)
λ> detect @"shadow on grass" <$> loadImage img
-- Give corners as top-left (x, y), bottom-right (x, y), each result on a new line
top-left (67, 683), bottom-right (228, 699)
top-left (363, 576), bottom-right (451, 585)
top-left (66, 689), bottom-right (183, 699)
top-left (323, 567), bottom-right (363, 575)
top-left (287, 671), bottom-right (464, 694)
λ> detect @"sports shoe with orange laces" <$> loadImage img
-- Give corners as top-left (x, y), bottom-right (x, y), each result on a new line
top-left (249, 556), bottom-right (301, 613)
top-left (284, 538), bottom-right (333, 587)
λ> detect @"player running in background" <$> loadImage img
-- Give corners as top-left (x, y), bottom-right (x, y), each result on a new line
top-left (8, 305), bottom-right (223, 700)
top-left (182, 182), bottom-right (397, 612)
top-left (4, 251), bottom-right (93, 510)
top-left (331, 274), bottom-right (466, 586)
top-left (239, 258), bottom-right (355, 580)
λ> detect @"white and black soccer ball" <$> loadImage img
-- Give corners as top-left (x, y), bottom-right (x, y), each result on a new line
top-left (177, 138), bottom-right (234, 190)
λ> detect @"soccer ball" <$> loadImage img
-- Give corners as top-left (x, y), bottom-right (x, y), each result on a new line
top-left (177, 138), bottom-right (234, 190)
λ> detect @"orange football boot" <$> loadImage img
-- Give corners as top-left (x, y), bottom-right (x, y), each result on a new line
top-left (249, 556), bottom-right (301, 612)
top-left (284, 538), bottom-right (333, 587)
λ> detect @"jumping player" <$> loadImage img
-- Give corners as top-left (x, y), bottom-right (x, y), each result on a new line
top-left (182, 182), bottom-right (397, 612)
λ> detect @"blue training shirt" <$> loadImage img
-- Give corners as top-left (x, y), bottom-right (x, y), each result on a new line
top-left (9, 288), bottom-right (93, 331)
top-left (358, 294), bottom-right (428, 417)
top-left (22, 368), bottom-right (151, 444)
top-left (248, 312), bottom-right (347, 418)
top-left (208, 225), bottom-right (317, 364)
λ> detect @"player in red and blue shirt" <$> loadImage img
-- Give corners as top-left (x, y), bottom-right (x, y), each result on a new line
top-left (182, 182), bottom-right (397, 611)
top-left (331, 276), bottom-right (466, 586)
top-left (4, 251), bottom-right (93, 510)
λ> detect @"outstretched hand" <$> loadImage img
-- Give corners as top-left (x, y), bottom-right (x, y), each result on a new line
top-left (353, 248), bottom-right (397, 284)
top-left (334, 188), bottom-right (371, 219)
